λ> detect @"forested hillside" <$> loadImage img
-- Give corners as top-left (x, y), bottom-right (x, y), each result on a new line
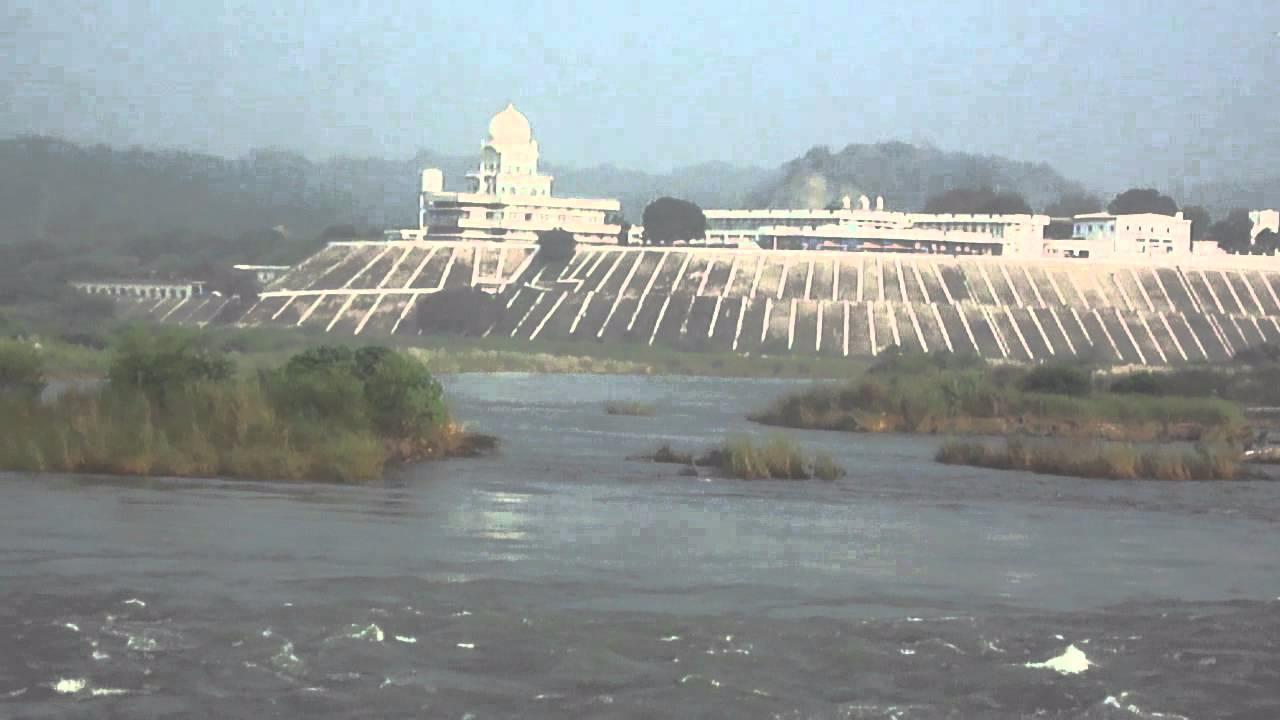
top-left (746, 143), bottom-right (1087, 212)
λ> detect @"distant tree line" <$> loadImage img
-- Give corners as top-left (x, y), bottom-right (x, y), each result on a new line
top-left (923, 187), bottom-right (1033, 215)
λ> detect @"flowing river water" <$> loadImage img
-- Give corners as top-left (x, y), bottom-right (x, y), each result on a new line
top-left (2, 374), bottom-right (1279, 719)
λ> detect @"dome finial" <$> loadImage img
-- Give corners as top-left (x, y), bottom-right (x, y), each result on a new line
top-left (488, 102), bottom-right (532, 144)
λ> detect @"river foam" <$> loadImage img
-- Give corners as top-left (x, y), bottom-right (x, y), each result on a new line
top-left (1025, 644), bottom-right (1093, 675)
top-left (51, 678), bottom-right (86, 694)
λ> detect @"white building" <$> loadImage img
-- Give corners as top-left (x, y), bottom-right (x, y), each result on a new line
top-left (419, 104), bottom-right (623, 244)
top-left (1042, 212), bottom-right (1192, 259)
top-left (1251, 209), bottom-right (1280, 241)
top-left (705, 196), bottom-right (1049, 255)
top-left (232, 264), bottom-right (291, 285)
top-left (72, 280), bottom-right (205, 300)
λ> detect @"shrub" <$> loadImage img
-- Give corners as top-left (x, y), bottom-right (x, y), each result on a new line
top-left (1020, 364), bottom-right (1092, 397)
top-left (1109, 372), bottom-right (1166, 396)
top-left (270, 345), bottom-right (447, 440)
top-left (362, 351), bottom-right (447, 438)
top-left (266, 364), bottom-right (369, 431)
top-left (108, 327), bottom-right (234, 396)
top-left (867, 351), bottom-right (985, 377)
top-left (0, 339), bottom-right (46, 400)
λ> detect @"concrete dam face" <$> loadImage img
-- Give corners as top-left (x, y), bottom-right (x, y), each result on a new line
top-left (125, 240), bottom-right (1280, 366)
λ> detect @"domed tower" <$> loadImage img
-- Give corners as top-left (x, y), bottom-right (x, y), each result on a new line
top-left (468, 103), bottom-right (553, 197)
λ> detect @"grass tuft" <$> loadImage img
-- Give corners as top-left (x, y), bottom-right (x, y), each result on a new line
top-left (604, 400), bottom-right (657, 416)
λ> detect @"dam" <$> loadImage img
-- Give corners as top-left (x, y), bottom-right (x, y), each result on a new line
top-left (120, 240), bottom-right (1280, 366)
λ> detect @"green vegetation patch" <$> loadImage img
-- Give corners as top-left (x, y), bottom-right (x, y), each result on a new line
top-left (604, 400), bottom-right (657, 416)
top-left (936, 438), bottom-right (1241, 481)
top-left (0, 329), bottom-right (488, 483)
top-left (637, 435), bottom-right (844, 481)
top-left (751, 352), bottom-right (1247, 443)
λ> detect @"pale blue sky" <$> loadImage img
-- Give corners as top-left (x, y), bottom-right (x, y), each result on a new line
top-left (4, 0), bottom-right (1278, 190)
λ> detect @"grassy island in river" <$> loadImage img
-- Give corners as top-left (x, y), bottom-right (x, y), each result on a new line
top-left (935, 438), bottom-right (1241, 481)
top-left (636, 435), bottom-right (845, 481)
top-left (751, 353), bottom-right (1249, 444)
top-left (0, 331), bottom-right (491, 483)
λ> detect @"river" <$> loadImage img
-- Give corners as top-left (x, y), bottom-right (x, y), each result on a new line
top-left (2, 374), bottom-right (1279, 718)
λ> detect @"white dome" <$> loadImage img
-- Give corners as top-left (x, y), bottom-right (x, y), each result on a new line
top-left (487, 103), bottom-right (532, 144)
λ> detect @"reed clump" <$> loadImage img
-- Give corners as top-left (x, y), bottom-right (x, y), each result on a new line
top-left (640, 435), bottom-right (845, 481)
top-left (935, 438), bottom-right (1240, 481)
top-left (604, 400), bottom-right (657, 416)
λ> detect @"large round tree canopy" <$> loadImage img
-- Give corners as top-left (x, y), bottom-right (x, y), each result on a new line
top-left (642, 197), bottom-right (707, 245)
top-left (1107, 188), bottom-right (1178, 216)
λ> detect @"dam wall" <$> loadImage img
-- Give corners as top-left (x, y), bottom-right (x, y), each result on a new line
top-left (123, 240), bottom-right (1280, 366)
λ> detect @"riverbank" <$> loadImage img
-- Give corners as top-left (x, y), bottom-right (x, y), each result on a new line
top-left (1, 332), bottom-right (490, 483)
top-left (30, 325), bottom-right (873, 381)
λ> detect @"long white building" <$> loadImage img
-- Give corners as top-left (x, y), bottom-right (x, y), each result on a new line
top-left (704, 196), bottom-right (1050, 256)
top-left (419, 104), bottom-right (623, 244)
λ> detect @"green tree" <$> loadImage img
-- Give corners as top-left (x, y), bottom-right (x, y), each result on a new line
top-left (362, 352), bottom-right (447, 437)
top-left (1044, 192), bottom-right (1102, 217)
top-left (1181, 205), bottom-right (1212, 242)
top-left (1256, 228), bottom-right (1280, 255)
top-left (271, 345), bottom-right (446, 438)
top-left (320, 224), bottom-right (359, 241)
top-left (268, 360), bottom-right (369, 430)
top-left (536, 228), bottom-right (577, 262)
top-left (642, 197), bottom-right (707, 245)
top-left (108, 327), bottom-right (234, 395)
top-left (1106, 188), bottom-right (1178, 216)
top-left (1210, 209), bottom-right (1254, 254)
top-left (0, 339), bottom-right (46, 399)
top-left (924, 187), bottom-right (1032, 215)
top-left (1020, 364), bottom-right (1092, 397)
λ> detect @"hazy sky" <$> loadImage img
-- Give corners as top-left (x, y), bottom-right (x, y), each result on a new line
top-left (4, 0), bottom-right (1278, 191)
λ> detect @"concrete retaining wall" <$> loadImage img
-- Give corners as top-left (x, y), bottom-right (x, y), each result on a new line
top-left (116, 240), bottom-right (1280, 365)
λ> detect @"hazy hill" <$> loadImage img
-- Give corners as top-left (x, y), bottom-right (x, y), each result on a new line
top-left (550, 161), bottom-right (775, 221)
top-left (746, 143), bottom-right (1088, 212)
top-left (0, 136), bottom-right (1091, 254)
top-left (0, 137), bottom-right (362, 243)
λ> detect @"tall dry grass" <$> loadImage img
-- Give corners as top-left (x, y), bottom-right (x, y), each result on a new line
top-left (0, 381), bottom-right (394, 482)
top-left (935, 438), bottom-right (1240, 481)
top-left (642, 435), bottom-right (845, 481)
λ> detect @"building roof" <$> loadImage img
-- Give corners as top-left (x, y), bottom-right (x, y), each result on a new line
top-left (1074, 212), bottom-right (1189, 223)
top-left (488, 103), bottom-right (532, 145)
